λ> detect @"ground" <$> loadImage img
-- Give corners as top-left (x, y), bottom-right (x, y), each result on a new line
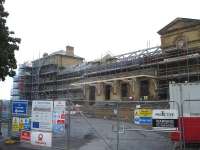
top-left (0, 116), bottom-right (199, 150)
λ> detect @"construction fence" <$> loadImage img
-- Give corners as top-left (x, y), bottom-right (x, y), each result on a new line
top-left (0, 99), bottom-right (199, 150)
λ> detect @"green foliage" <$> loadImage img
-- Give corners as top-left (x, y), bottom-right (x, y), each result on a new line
top-left (0, 0), bottom-right (21, 81)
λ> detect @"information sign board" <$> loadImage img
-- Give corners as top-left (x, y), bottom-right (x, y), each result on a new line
top-left (134, 108), bottom-right (152, 125)
top-left (12, 100), bottom-right (28, 115)
top-left (152, 109), bottom-right (178, 129)
top-left (53, 101), bottom-right (65, 134)
top-left (31, 131), bottom-right (52, 147)
top-left (12, 117), bottom-right (20, 132)
top-left (19, 118), bottom-right (31, 131)
top-left (31, 101), bottom-right (53, 131)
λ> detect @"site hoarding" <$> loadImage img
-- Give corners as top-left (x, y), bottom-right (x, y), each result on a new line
top-left (134, 108), bottom-right (152, 125)
top-left (20, 131), bottom-right (31, 142)
top-left (169, 82), bottom-right (200, 117)
top-left (31, 101), bottom-right (53, 131)
top-left (152, 109), bottom-right (178, 130)
top-left (53, 101), bottom-right (65, 134)
top-left (12, 100), bottom-right (28, 116)
top-left (31, 131), bottom-right (52, 147)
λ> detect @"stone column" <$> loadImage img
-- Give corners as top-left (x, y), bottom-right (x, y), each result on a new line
top-left (148, 78), bottom-right (158, 100)
top-left (111, 80), bottom-right (120, 100)
top-left (131, 77), bottom-right (140, 100)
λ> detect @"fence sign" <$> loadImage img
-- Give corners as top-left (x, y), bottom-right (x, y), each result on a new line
top-left (19, 118), bottom-right (31, 131)
top-left (1, 123), bottom-right (8, 137)
top-left (20, 131), bottom-right (31, 142)
top-left (12, 117), bottom-right (20, 132)
top-left (31, 131), bottom-right (52, 147)
top-left (134, 108), bottom-right (152, 125)
top-left (12, 100), bottom-right (28, 116)
top-left (53, 101), bottom-right (65, 134)
top-left (54, 101), bottom-right (66, 111)
top-left (152, 109), bottom-right (178, 130)
top-left (31, 101), bottom-right (53, 131)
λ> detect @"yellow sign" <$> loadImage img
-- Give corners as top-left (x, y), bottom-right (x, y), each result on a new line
top-left (134, 109), bottom-right (152, 117)
top-left (12, 117), bottom-right (19, 132)
top-left (19, 118), bottom-right (24, 130)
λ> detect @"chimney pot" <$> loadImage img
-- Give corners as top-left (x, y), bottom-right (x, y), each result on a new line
top-left (66, 46), bottom-right (74, 56)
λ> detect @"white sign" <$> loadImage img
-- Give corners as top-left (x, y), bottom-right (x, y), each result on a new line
top-left (152, 109), bottom-right (178, 119)
top-left (152, 109), bottom-right (178, 130)
top-left (54, 101), bottom-right (66, 111)
top-left (31, 131), bottom-right (52, 147)
top-left (31, 101), bottom-right (53, 131)
top-left (53, 101), bottom-right (65, 134)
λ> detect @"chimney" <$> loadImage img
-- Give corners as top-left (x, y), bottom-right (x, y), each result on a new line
top-left (66, 46), bottom-right (74, 56)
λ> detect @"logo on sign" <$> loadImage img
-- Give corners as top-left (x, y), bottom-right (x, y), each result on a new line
top-left (154, 111), bottom-right (175, 117)
top-left (36, 134), bottom-right (46, 145)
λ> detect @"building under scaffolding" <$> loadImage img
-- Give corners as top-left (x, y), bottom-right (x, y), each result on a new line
top-left (11, 17), bottom-right (200, 104)
top-left (11, 46), bottom-right (84, 101)
top-left (11, 63), bottom-right (32, 100)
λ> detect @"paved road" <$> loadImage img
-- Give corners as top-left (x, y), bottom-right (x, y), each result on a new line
top-left (70, 116), bottom-right (173, 150)
top-left (1, 116), bottom-right (199, 150)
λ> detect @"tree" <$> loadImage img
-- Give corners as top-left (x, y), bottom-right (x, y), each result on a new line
top-left (0, 0), bottom-right (21, 81)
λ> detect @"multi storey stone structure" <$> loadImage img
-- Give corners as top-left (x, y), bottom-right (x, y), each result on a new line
top-left (11, 18), bottom-right (200, 105)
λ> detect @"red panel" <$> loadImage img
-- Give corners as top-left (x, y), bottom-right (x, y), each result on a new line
top-left (20, 131), bottom-right (31, 142)
top-left (171, 117), bottom-right (200, 143)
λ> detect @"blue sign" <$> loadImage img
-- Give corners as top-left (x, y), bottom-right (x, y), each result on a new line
top-left (53, 111), bottom-right (65, 134)
top-left (23, 118), bottom-right (31, 130)
top-left (12, 100), bottom-right (28, 115)
top-left (53, 124), bottom-right (65, 134)
top-left (134, 117), bottom-right (152, 125)
top-left (32, 122), bottom-right (39, 128)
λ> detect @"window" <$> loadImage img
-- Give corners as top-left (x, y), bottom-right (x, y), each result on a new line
top-left (140, 80), bottom-right (149, 97)
top-left (105, 85), bottom-right (111, 100)
top-left (89, 86), bottom-right (95, 105)
top-left (121, 83), bottom-right (129, 98)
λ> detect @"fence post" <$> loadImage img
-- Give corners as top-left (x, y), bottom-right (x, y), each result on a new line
top-left (116, 103), bottom-right (119, 150)
top-left (180, 101), bottom-right (186, 150)
top-left (0, 100), bottom-right (2, 137)
top-left (8, 100), bottom-right (12, 137)
top-left (67, 101), bottom-right (71, 150)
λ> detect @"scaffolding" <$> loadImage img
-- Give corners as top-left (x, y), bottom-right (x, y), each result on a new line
top-left (31, 56), bottom-right (59, 100)
top-left (69, 45), bottom-right (200, 101)
top-left (11, 43), bottom-right (200, 102)
top-left (11, 63), bottom-right (32, 100)
top-left (29, 49), bottom-right (85, 101)
top-left (157, 43), bottom-right (200, 99)
top-left (83, 46), bottom-right (162, 78)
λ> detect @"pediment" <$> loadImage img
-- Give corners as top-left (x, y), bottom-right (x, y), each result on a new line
top-left (158, 18), bottom-right (200, 35)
